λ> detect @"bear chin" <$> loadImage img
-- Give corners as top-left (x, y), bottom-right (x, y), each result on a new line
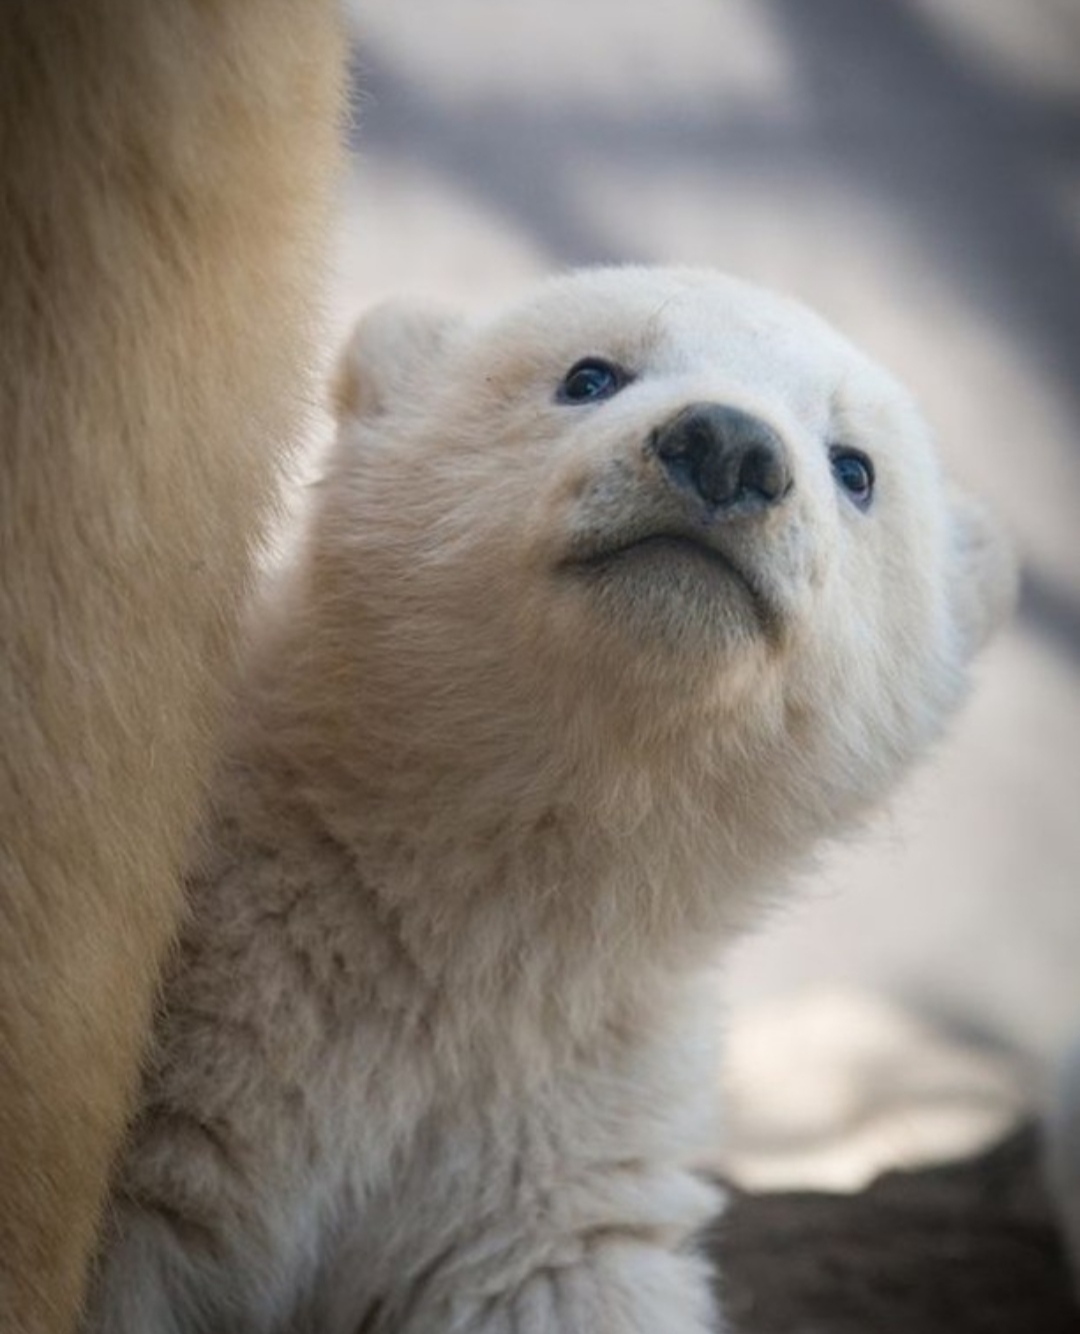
top-left (562, 532), bottom-right (784, 652)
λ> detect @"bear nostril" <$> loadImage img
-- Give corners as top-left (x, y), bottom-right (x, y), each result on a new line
top-left (737, 442), bottom-right (789, 505)
top-left (651, 403), bottom-right (791, 513)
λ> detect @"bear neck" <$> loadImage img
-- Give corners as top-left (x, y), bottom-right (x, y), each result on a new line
top-left (231, 614), bottom-right (840, 1023)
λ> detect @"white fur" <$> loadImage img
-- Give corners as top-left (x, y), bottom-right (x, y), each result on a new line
top-left (83, 267), bottom-right (1014, 1333)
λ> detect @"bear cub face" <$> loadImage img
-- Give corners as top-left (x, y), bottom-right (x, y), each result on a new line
top-left (306, 266), bottom-right (1013, 895)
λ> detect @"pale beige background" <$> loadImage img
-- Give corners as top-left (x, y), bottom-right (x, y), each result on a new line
top-left (334, 1), bottom-right (1080, 1089)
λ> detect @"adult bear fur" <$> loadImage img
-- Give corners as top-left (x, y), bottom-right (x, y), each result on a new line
top-left (0, 5), bottom-right (345, 1330)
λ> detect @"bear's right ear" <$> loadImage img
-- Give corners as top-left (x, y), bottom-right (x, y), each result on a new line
top-left (331, 301), bottom-right (462, 421)
top-left (948, 488), bottom-right (1019, 660)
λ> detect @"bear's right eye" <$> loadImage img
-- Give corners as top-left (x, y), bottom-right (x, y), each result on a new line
top-left (556, 358), bottom-right (628, 405)
top-left (830, 447), bottom-right (875, 510)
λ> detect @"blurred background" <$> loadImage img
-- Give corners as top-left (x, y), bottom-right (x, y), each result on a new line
top-left (335, 0), bottom-right (1080, 1185)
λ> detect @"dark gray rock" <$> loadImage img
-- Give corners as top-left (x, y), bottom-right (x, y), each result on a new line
top-left (708, 1127), bottom-right (1080, 1334)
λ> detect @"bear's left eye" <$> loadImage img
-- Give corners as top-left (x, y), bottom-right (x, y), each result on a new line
top-left (556, 358), bottom-right (627, 405)
top-left (830, 447), bottom-right (875, 509)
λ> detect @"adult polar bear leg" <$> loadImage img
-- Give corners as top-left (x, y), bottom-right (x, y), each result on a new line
top-left (0, 5), bottom-right (344, 1331)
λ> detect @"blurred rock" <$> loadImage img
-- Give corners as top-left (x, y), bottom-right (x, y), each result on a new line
top-left (709, 1125), bottom-right (1080, 1334)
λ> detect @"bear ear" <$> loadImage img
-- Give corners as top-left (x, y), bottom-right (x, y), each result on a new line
top-left (331, 301), bottom-right (462, 420)
top-left (948, 488), bottom-right (1018, 659)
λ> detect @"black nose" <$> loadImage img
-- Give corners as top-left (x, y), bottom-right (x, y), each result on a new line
top-left (651, 403), bottom-right (792, 513)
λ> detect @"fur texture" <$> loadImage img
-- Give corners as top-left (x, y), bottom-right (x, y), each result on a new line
top-left (85, 268), bottom-right (1015, 1333)
top-left (0, 5), bottom-right (344, 1330)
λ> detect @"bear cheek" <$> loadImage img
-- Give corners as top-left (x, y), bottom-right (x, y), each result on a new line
top-left (523, 453), bottom-right (633, 570)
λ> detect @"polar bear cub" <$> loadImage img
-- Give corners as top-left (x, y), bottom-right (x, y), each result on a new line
top-left (84, 267), bottom-right (1014, 1333)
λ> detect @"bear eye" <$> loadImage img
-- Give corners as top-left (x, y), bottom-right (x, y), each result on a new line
top-left (556, 358), bottom-right (627, 405)
top-left (830, 447), bottom-right (875, 509)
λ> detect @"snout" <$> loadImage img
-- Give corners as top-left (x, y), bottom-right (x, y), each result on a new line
top-left (649, 403), bottom-right (792, 518)
top-left (558, 400), bottom-right (807, 645)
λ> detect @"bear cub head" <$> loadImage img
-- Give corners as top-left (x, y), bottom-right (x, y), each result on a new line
top-left (275, 267), bottom-right (1014, 949)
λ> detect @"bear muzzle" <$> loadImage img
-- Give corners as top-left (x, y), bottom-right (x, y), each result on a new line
top-left (555, 401), bottom-right (805, 645)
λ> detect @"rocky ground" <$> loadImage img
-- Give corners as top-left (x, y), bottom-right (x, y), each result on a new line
top-left (713, 1127), bottom-right (1080, 1334)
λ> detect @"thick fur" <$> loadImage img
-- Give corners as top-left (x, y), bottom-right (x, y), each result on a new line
top-left (84, 268), bottom-right (1015, 1333)
top-left (0, 5), bottom-right (344, 1330)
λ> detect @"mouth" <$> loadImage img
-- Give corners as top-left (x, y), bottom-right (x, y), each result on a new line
top-left (562, 530), bottom-right (779, 636)
top-left (568, 530), bottom-right (748, 586)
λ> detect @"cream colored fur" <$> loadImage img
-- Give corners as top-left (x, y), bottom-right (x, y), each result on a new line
top-left (0, 6), bottom-right (344, 1331)
top-left (84, 268), bottom-right (1014, 1333)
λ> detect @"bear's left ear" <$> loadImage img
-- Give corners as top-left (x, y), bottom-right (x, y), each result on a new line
top-left (332, 300), bottom-right (462, 421)
top-left (948, 488), bottom-right (1018, 658)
